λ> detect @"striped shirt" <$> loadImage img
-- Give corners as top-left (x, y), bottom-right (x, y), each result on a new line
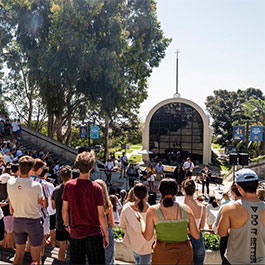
top-left (30, 176), bottom-right (50, 218)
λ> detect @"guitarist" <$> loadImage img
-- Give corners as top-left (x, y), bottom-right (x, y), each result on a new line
top-left (200, 164), bottom-right (211, 196)
top-left (182, 157), bottom-right (194, 179)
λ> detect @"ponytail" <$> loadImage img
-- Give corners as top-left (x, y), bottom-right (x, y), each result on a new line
top-left (162, 194), bottom-right (174, 208)
top-left (138, 198), bottom-right (144, 212)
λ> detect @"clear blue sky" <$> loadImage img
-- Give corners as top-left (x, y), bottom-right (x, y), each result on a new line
top-left (139, 0), bottom-right (265, 120)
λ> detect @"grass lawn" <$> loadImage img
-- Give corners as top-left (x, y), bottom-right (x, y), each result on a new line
top-left (128, 154), bottom-right (142, 163)
top-left (212, 143), bottom-right (222, 149)
top-left (130, 145), bottom-right (142, 150)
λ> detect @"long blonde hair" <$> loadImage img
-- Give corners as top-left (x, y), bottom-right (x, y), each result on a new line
top-left (95, 179), bottom-right (112, 209)
top-left (124, 187), bottom-right (136, 204)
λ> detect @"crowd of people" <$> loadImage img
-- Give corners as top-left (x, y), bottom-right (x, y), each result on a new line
top-left (0, 115), bottom-right (21, 142)
top-left (0, 147), bottom-right (264, 265)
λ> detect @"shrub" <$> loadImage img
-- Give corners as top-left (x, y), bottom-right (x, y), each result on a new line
top-left (113, 227), bottom-right (124, 240)
top-left (203, 232), bottom-right (220, 250)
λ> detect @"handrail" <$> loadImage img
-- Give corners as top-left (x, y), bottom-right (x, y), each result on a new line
top-left (21, 125), bottom-right (78, 156)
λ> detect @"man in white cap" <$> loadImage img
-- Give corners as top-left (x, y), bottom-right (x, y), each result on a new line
top-left (218, 168), bottom-right (265, 264)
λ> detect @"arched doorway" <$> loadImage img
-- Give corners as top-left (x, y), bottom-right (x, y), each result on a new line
top-left (143, 98), bottom-right (211, 164)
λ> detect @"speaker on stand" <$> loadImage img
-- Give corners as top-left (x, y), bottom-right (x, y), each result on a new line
top-left (229, 153), bottom-right (238, 181)
top-left (238, 153), bottom-right (249, 166)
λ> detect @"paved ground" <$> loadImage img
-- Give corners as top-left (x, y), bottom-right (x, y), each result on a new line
top-left (0, 246), bottom-right (132, 265)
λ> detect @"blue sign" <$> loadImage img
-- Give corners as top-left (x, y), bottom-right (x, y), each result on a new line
top-left (233, 126), bottom-right (245, 141)
top-left (90, 126), bottom-right (99, 139)
top-left (80, 126), bottom-right (88, 138)
top-left (250, 126), bottom-right (263, 142)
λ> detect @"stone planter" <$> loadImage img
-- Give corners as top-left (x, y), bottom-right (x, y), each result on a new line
top-left (114, 239), bottom-right (222, 264)
top-left (204, 250), bottom-right (222, 264)
top-left (114, 239), bottom-right (134, 263)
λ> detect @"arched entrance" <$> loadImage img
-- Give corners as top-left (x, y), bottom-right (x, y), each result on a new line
top-left (143, 98), bottom-right (211, 164)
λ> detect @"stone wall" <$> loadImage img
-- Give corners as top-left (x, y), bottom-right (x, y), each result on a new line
top-left (247, 158), bottom-right (265, 180)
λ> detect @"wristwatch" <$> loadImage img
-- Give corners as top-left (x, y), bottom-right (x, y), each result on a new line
top-left (64, 224), bottom-right (70, 228)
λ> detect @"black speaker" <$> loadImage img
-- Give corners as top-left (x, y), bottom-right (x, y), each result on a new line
top-left (239, 153), bottom-right (248, 166)
top-left (229, 153), bottom-right (238, 165)
top-left (148, 192), bottom-right (157, 205)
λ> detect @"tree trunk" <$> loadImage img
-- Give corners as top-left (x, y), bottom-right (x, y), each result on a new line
top-left (47, 114), bottom-right (54, 138)
top-left (27, 86), bottom-right (34, 128)
top-left (103, 114), bottom-right (110, 163)
top-left (55, 115), bottom-right (64, 142)
top-left (64, 116), bottom-right (72, 145)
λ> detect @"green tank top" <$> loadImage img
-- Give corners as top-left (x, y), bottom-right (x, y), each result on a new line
top-left (154, 203), bottom-right (189, 243)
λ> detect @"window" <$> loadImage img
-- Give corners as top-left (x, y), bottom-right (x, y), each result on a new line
top-left (149, 103), bottom-right (203, 163)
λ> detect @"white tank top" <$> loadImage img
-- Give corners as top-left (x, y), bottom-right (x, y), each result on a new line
top-left (195, 205), bottom-right (203, 230)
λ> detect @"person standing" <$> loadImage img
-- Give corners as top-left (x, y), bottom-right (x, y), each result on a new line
top-left (182, 179), bottom-right (206, 265)
top-left (174, 164), bottom-right (185, 186)
top-left (104, 158), bottom-right (114, 186)
top-left (7, 156), bottom-right (44, 265)
top-left (213, 182), bottom-right (242, 264)
top-left (95, 179), bottom-right (115, 265)
top-left (127, 164), bottom-right (139, 188)
top-left (182, 157), bottom-right (194, 179)
top-left (218, 168), bottom-right (265, 264)
top-left (144, 164), bottom-right (156, 191)
top-left (40, 167), bottom-right (56, 248)
top-left (136, 178), bottom-right (200, 264)
top-left (51, 166), bottom-right (72, 261)
top-left (11, 119), bottom-right (19, 141)
top-left (206, 196), bottom-right (220, 229)
top-left (155, 161), bottom-right (164, 181)
top-left (200, 164), bottom-right (211, 196)
top-left (120, 152), bottom-right (128, 178)
top-left (62, 151), bottom-right (109, 264)
top-left (120, 183), bottom-right (154, 264)
top-left (30, 159), bottom-right (50, 257)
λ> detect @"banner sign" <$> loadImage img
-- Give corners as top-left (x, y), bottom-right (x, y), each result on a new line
top-left (250, 126), bottom-right (263, 142)
top-left (80, 126), bottom-right (88, 138)
top-left (233, 126), bottom-right (245, 141)
top-left (90, 126), bottom-right (99, 139)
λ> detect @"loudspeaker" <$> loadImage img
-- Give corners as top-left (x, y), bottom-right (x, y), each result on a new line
top-left (229, 153), bottom-right (238, 165)
top-left (148, 192), bottom-right (157, 205)
top-left (239, 153), bottom-right (248, 166)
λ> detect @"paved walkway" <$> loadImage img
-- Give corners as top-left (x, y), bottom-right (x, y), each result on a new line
top-left (0, 246), bottom-right (132, 265)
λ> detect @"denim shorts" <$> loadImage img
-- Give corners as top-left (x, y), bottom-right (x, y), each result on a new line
top-left (189, 232), bottom-right (205, 265)
top-left (14, 217), bottom-right (44, 247)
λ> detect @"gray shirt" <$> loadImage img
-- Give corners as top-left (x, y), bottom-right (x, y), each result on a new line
top-left (7, 177), bottom-right (43, 219)
top-left (225, 199), bottom-right (265, 264)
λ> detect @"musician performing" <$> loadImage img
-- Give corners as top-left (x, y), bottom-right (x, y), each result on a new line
top-left (200, 164), bottom-right (211, 196)
top-left (104, 157), bottom-right (115, 185)
top-left (182, 157), bottom-right (194, 179)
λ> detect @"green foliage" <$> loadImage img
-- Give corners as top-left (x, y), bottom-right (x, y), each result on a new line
top-left (240, 98), bottom-right (265, 156)
top-left (69, 127), bottom-right (89, 148)
top-left (206, 88), bottom-right (264, 148)
top-left (0, 0), bottom-right (170, 151)
top-left (250, 155), bottom-right (265, 163)
top-left (3, 42), bottom-right (47, 131)
top-left (0, 100), bottom-right (9, 116)
top-left (203, 233), bottom-right (220, 250)
top-left (113, 229), bottom-right (221, 251)
top-left (113, 226), bottom-right (124, 240)
top-left (212, 143), bottom-right (222, 149)
top-left (130, 145), bottom-right (142, 150)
